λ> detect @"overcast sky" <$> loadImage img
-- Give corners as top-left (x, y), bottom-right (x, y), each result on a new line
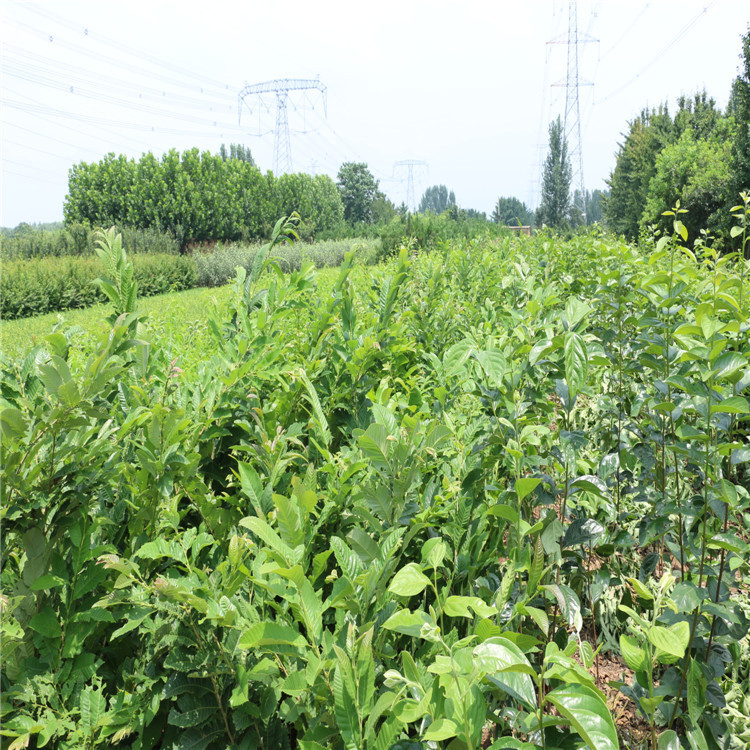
top-left (2, 0), bottom-right (749, 227)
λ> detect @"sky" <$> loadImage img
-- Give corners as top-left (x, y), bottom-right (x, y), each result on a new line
top-left (1, 0), bottom-right (749, 227)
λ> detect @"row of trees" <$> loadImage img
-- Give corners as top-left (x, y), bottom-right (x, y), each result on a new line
top-left (605, 25), bottom-right (749, 243)
top-left (64, 148), bottom-right (344, 244)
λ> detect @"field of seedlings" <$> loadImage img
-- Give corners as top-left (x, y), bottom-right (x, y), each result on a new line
top-left (1, 210), bottom-right (749, 750)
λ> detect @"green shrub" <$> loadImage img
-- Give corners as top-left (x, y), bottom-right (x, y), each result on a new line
top-left (1, 253), bottom-right (196, 320)
top-left (0, 223), bottom-right (180, 260)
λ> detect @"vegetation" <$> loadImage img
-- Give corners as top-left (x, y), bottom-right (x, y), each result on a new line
top-left (2, 202), bottom-right (749, 749)
top-left (491, 196), bottom-right (534, 227)
top-left (536, 116), bottom-right (572, 229)
top-left (604, 27), bottom-right (750, 246)
top-left (418, 185), bottom-right (456, 215)
top-left (1, 237), bottom-right (380, 320)
top-left (336, 162), bottom-right (383, 225)
top-left (64, 149), bottom-right (344, 246)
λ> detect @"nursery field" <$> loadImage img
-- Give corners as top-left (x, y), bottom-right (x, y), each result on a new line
top-left (1, 213), bottom-right (749, 750)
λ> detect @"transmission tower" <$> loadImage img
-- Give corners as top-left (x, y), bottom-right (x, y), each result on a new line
top-left (393, 160), bottom-right (428, 212)
top-left (547, 1), bottom-right (596, 222)
top-left (238, 78), bottom-right (327, 175)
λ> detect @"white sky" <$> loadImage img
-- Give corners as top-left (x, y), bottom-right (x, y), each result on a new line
top-left (1, 0), bottom-right (749, 227)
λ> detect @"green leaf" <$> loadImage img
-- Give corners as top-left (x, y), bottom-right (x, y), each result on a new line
top-left (687, 658), bottom-right (706, 726)
top-left (564, 331), bottom-right (588, 397)
top-left (388, 563), bottom-right (432, 597)
top-left (423, 718), bottom-right (458, 742)
top-left (382, 609), bottom-right (439, 640)
top-left (711, 396), bottom-right (749, 414)
top-left (658, 730), bottom-right (680, 750)
top-left (333, 652), bottom-right (360, 750)
top-left (515, 477), bottom-right (541, 502)
top-left (625, 576), bottom-right (654, 601)
top-left (80, 686), bottom-right (106, 732)
top-left (475, 637), bottom-right (537, 710)
top-left (619, 634), bottom-right (649, 672)
top-left (238, 622), bottom-right (307, 649)
top-left (167, 706), bottom-right (215, 728)
top-left (443, 595), bottom-right (496, 619)
top-left (647, 623), bottom-right (689, 658)
top-left (540, 583), bottom-right (582, 632)
top-left (29, 606), bottom-right (61, 639)
top-left (546, 684), bottom-right (619, 750)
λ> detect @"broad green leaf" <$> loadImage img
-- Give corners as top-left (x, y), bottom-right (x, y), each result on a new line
top-left (239, 515), bottom-right (297, 566)
top-left (29, 607), bottom-right (61, 639)
top-left (487, 504), bottom-right (519, 523)
top-left (167, 705), bottom-right (215, 728)
top-left (687, 658), bottom-right (706, 725)
top-left (333, 652), bottom-right (360, 750)
top-left (475, 637), bottom-right (537, 710)
top-left (540, 583), bottom-right (582, 632)
top-left (421, 537), bottom-right (448, 570)
top-left (564, 330), bottom-right (588, 396)
top-left (515, 477), bottom-right (541, 502)
top-left (546, 683), bottom-right (619, 750)
top-left (238, 622), bottom-right (307, 649)
top-left (382, 609), bottom-right (439, 640)
top-left (443, 595), bottom-right (496, 619)
top-left (80, 686), bottom-right (106, 731)
top-left (658, 730), bottom-right (680, 750)
top-left (388, 563), bottom-right (431, 597)
top-left (443, 338), bottom-right (474, 376)
top-left (625, 576), bottom-right (654, 601)
top-left (423, 718), bottom-right (458, 741)
top-left (647, 623), bottom-right (689, 658)
top-left (711, 396), bottom-right (749, 414)
top-left (619, 634), bottom-right (649, 672)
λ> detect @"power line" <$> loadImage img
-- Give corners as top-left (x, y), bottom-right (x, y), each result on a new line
top-left (595, 1), bottom-right (718, 104)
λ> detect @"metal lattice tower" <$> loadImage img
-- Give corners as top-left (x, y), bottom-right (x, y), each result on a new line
top-left (393, 160), bottom-right (428, 212)
top-left (238, 78), bottom-right (327, 175)
top-left (548, 1), bottom-right (596, 222)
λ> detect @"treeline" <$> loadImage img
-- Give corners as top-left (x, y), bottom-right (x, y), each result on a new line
top-left (605, 25), bottom-right (750, 244)
top-left (63, 149), bottom-right (344, 245)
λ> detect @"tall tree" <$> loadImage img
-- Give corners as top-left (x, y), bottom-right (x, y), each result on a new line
top-left (336, 162), bottom-right (379, 224)
top-left (418, 185), bottom-right (456, 214)
top-left (536, 117), bottom-right (572, 228)
top-left (729, 25), bottom-right (750, 196)
top-left (491, 196), bottom-right (533, 226)
top-left (604, 106), bottom-right (673, 239)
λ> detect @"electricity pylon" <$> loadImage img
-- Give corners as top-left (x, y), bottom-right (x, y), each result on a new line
top-left (238, 78), bottom-right (327, 175)
top-left (393, 160), bottom-right (428, 212)
top-left (547, 1), bottom-right (596, 222)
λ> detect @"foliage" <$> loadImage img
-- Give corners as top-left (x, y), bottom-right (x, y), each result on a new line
top-left (729, 25), bottom-right (750, 197)
top-left (418, 185), bottom-right (456, 215)
top-left (1, 252), bottom-right (197, 320)
top-left (491, 196), bottom-right (534, 227)
top-left (536, 116), bottom-right (572, 229)
top-left (63, 149), bottom-right (343, 246)
top-left (2, 208), bottom-right (750, 750)
top-left (640, 127), bottom-right (735, 242)
top-left (0, 222), bottom-right (180, 260)
top-left (604, 106), bottom-right (674, 240)
top-left (219, 143), bottom-right (255, 165)
top-left (336, 162), bottom-right (380, 224)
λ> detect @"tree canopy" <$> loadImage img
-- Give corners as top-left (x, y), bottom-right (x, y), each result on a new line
top-left (336, 162), bottom-right (380, 224)
top-left (491, 196), bottom-right (533, 226)
top-left (418, 185), bottom-right (456, 214)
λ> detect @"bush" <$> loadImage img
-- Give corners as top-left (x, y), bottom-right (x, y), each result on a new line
top-left (1, 253), bottom-right (197, 320)
top-left (0, 223), bottom-right (180, 260)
